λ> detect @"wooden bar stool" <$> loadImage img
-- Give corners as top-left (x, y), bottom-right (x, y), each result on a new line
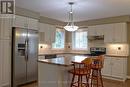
top-left (68, 58), bottom-right (92, 87)
top-left (91, 55), bottom-right (104, 87)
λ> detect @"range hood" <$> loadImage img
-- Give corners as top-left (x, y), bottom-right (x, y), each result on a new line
top-left (88, 35), bottom-right (104, 41)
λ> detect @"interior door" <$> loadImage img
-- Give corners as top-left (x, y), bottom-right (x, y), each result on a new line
top-left (27, 29), bottom-right (38, 82)
top-left (12, 28), bottom-right (28, 86)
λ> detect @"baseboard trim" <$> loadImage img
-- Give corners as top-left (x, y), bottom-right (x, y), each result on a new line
top-left (102, 75), bottom-right (126, 82)
top-left (127, 76), bottom-right (130, 79)
top-left (1, 83), bottom-right (10, 87)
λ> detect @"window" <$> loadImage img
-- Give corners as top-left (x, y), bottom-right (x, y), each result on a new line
top-left (52, 29), bottom-right (65, 49)
top-left (72, 31), bottom-right (88, 50)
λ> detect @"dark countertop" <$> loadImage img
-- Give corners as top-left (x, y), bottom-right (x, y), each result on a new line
top-left (38, 53), bottom-right (89, 56)
top-left (38, 55), bottom-right (96, 66)
top-left (38, 53), bottom-right (129, 58)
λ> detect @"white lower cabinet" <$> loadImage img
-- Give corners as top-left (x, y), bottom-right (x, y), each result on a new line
top-left (102, 56), bottom-right (127, 81)
top-left (111, 58), bottom-right (126, 78)
top-left (102, 57), bottom-right (111, 76)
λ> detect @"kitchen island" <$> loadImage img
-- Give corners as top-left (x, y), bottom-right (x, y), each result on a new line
top-left (38, 55), bottom-right (92, 87)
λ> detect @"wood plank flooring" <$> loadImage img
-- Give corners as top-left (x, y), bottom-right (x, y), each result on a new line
top-left (20, 79), bottom-right (130, 87)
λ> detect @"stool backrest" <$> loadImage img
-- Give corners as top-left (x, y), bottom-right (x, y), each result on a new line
top-left (93, 55), bottom-right (104, 69)
top-left (72, 58), bottom-right (92, 75)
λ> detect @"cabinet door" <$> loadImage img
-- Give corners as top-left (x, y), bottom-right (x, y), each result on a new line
top-left (102, 57), bottom-right (111, 76)
top-left (111, 57), bottom-right (125, 78)
top-left (0, 18), bottom-right (12, 40)
top-left (39, 32), bottom-right (45, 43)
top-left (39, 23), bottom-right (56, 44)
top-left (95, 25), bottom-right (105, 36)
top-left (88, 26), bottom-right (96, 36)
top-left (44, 25), bottom-right (51, 44)
top-left (0, 40), bottom-right (11, 87)
top-left (49, 26), bottom-right (56, 43)
top-left (0, 40), bottom-right (2, 87)
top-left (104, 24), bottom-right (115, 43)
top-left (114, 23), bottom-right (127, 43)
top-left (39, 23), bottom-right (49, 44)
top-left (13, 15), bottom-right (27, 28)
top-left (28, 18), bottom-right (38, 30)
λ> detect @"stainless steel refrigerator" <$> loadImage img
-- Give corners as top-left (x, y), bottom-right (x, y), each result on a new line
top-left (11, 27), bottom-right (38, 87)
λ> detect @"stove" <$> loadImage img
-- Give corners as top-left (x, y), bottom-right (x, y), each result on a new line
top-left (85, 47), bottom-right (106, 56)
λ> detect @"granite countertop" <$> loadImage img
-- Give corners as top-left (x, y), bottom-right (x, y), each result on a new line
top-left (38, 53), bottom-right (89, 56)
top-left (38, 53), bottom-right (129, 58)
top-left (38, 55), bottom-right (96, 66)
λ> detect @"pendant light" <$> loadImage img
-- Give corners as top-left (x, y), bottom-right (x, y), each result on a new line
top-left (64, 2), bottom-right (78, 32)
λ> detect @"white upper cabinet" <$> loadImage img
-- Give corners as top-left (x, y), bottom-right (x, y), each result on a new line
top-left (88, 25), bottom-right (105, 36)
top-left (104, 23), bottom-right (127, 43)
top-left (28, 18), bottom-right (38, 30)
top-left (104, 24), bottom-right (115, 43)
top-left (95, 25), bottom-right (105, 35)
top-left (49, 25), bottom-right (56, 43)
top-left (39, 23), bottom-right (56, 44)
top-left (88, 26), bottom-right (96, 36)
top-left (114, 23), bottom-right (127, 43)
top-left (0, 18), bottom-right (12, 40)
top-left (13, 15), bottom-right (38, 30)
top-left (13, 15), bottom-right (27, 28)
top-left (88, 23), bottom-right (127, 43)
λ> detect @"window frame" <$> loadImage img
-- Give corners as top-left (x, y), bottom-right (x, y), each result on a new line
top-left (72, 30), bottom-right (88, 50)
top-left (52, 28), bottom-right (65, 50)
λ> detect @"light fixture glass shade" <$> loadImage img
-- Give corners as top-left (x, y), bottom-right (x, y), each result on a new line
top-left (64, 25), bottom-right (78, 32)
top-left (64, 2), bottom-right (78, 32)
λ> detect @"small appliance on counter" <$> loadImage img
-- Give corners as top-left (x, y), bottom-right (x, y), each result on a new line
top-left (85, 47), bottom-right (106, 56)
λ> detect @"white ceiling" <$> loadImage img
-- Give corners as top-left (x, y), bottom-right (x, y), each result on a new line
top-left (16, 0), bottom-right (130, 22)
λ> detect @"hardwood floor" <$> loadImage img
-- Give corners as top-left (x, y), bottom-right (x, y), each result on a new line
top-left (103, 79), bottom-right (130, 87)
top-left (20, 79), bottom-right (130, 87)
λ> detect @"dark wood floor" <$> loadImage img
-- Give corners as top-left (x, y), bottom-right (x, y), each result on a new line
top-left (20, 79), bottom-right (130, 87)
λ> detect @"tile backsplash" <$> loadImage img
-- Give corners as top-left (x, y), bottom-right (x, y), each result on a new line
top-left (106, 44), bottom-right (129, 56)
top-left (38, 40), bottom-right (105, 55)
top-left (39, 42), bottom-right (129, 56)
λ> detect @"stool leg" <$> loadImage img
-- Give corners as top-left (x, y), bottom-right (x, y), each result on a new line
top-left (99, 70), bottom-right (104, 87)
top-left (97, 74), bottom-right (99, 87)
top-left (78, 75), bottom-right (80, 87)
top-left (91, 70), bottom-right (94, 87)
top-left (86, 75), bottom-right (89, 87)
top-left (70, 74), bottom-right (75, 87)
top-left (81, 76), bottom-right (83, 87)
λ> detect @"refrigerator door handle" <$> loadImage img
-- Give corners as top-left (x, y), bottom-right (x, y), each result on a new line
top-left (25, 39), bottom-right (28, 61)
top-left (26, 38), bottom-right (29, 61)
